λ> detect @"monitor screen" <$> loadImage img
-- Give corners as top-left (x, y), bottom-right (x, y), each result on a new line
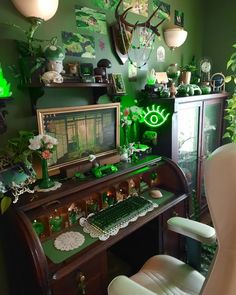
top-left (36, 103), bottom-right (120, 171)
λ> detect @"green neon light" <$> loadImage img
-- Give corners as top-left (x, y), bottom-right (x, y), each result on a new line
top-left (141, 105), bottom-right (170, 128)
top-left (0, 65), bottom-right (12, 98)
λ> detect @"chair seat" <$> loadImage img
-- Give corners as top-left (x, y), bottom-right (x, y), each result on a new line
top-left (130, 255), bottom-right (205, 295)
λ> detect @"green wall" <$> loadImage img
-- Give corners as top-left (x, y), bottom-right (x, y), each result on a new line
top-left (0, 0), bottom-right (204, 147)
top-left (202, 0), bottom-right (236, 93)
top-left (0, 1), bottom-right (204, 294)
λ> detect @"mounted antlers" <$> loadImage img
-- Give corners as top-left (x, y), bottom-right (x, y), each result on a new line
top-left (115, 0), bottom-right (168, 37)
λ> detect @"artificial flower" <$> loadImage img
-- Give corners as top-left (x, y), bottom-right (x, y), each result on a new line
top-left (28, 134), bottom-right (58, 159)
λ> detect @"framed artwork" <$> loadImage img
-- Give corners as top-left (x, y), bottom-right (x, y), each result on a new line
top-left (156, 46), bottom-right (165, 62)
top-left (61, 31), bottom-right (96, 58)
top-left (123, 0), bottom-right (148, 16)
top-left (175, 10), bottom-right (184, 27)
top-left (37, 103), bottom-right (120, 171)
top-left (153, 0), bottom-right (170, 19)
top-left (75, 6), bottom-right (107, 34)
top-left (110, 73), bottom-right (126, 94)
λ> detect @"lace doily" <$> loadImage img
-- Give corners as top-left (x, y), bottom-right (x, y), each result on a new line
top-left (34, 181), bottom-right (62, 192)
top-left (80, 200), bottom-right (158, 241)
top-left (54, 231), bottom-right (85, 251)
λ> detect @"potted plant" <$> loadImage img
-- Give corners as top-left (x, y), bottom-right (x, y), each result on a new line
top-left (223, 43), bottom-right (236, 142)
top-left (1, 22), bottom-right (59, 85)
top-left (180, 64), bottom-right (198, 84)
top-left (0, 130), bottom-right (36, 214)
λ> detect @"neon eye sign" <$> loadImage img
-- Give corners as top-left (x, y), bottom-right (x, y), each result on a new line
top-left (141, 105), bottom-right (170, 128)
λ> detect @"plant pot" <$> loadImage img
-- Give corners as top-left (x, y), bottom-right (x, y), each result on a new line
top-left (181, 71), bottom-right (191, 84)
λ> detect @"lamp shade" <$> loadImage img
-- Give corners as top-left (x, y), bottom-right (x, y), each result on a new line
top-left (11, 0), bottom-right (59, 21)
top-left (163, 27), bottom-right (188, 50)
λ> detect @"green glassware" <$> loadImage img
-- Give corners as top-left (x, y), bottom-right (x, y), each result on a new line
top-left (38, 158), bottom-right (55, 189)
top-left (32, 220), bottom-right (45, 236)
top-left (49, 216), bottom-right (63, 232)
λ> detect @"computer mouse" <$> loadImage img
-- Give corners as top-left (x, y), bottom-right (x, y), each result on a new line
top-left (150, 189), bottom-right (163, 198)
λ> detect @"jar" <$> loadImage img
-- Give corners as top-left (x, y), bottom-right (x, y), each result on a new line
top-left (167, 64), bottom-right (180, 81)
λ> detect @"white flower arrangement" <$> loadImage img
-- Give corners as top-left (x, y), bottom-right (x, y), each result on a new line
top-left (28, 134), bottom-right (58, 160)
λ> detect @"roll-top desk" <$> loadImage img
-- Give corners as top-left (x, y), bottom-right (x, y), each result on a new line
top-left (2, 155), bottom-right (189, 295)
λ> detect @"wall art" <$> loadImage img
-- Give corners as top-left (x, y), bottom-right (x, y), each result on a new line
top-left (123, 0), bottom-right (148, 17)
top-left (92, 0), bottom-right (119, 10)
top-left (75, 6), bottom-right (107, 34)
top-left (156, 46), bottom-right (165, 62)
top-left (175, 10), bottom-right (184, 27)
top-left (128, 61), bottom-right (138, 81)
top-left (61, 31), bottom-right (96, 58)
top-left (153, 0), bottom-right (170, 19)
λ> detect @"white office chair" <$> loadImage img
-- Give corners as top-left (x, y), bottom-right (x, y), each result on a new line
top-left (108, 143), bottom-right (236, 295)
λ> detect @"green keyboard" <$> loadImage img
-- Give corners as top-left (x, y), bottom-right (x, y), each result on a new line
top-left (87, 197), bottom-right (153, 233)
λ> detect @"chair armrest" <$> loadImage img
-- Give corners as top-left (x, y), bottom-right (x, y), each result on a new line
top-left (107, 275), bottom-right (156, 295)
top-left (167, 217), bottom-right (216, 244)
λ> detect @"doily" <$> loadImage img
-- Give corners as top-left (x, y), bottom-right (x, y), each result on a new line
top-left (54, 231), bottom-right (85, 251)
top-left (34, 181), bottom-right (62, 192)
top-left (80, 200), bottom-right (158, 241)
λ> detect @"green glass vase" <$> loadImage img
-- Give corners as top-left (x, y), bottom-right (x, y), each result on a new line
top-left (38, 158), bottom-right (55, 189)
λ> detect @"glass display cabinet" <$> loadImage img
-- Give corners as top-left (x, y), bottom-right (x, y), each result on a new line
top-left (139, 92), bottom-right (228, 215)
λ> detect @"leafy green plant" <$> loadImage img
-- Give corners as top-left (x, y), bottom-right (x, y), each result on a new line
top-left (180, 64), bottom-right (197, 73)
top-left (223, 43), bottom-right (236, 142)
top-left (1, 130), bottom-right (35, 165)
top-left (0, 183), bottom-right (11, 214)
top-left (0, 130), bottom-right (36, 214)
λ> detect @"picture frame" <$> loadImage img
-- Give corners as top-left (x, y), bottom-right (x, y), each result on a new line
top-left (37, 103), bottom-right (120, 171)
top-left (174, 10), bottom-right (184, 27)
top-left (110, 73), bottom-right (126, 94)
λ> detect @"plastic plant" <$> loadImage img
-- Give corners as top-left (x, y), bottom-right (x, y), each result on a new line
top-left (0, 65), bottom-right (12, 98)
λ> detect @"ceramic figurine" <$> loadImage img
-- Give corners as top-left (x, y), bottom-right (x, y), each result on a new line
top-left (41, 71), bottom-right (63, 85)
top-left (44, 43), bottom-right (65, 74)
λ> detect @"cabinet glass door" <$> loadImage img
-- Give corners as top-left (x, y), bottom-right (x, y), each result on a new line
top-left (177, 103), bottom-right (201, 194)
top-left (200, 100), bottom-right (223, 208)
top-left (203, 101), bottom-right (222, 157)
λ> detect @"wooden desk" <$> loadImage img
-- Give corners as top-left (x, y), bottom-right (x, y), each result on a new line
top-left (2, 155), bottom-right (189, 295)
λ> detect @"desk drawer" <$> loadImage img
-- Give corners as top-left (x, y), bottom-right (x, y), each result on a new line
top-left (51, 252), bottom-right (107, 295)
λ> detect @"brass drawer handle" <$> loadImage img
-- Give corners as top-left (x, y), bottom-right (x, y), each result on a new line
top-left (173, 211), bottom-right (179, 217)
top-left (76, 272), bottom-right (86, 295)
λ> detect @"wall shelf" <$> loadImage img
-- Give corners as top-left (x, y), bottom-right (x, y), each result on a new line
top-left (27, 82), bottom-right (111, 114)
top-left (28, 82), bottom-right (109, 88)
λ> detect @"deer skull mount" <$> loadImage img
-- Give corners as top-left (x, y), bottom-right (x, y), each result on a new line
top-left (111, 0), bottom-right (168, 65)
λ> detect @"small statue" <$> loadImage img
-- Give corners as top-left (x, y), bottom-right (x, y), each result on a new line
top-left (41, 71), bottom-right (63, 85)
top-left (44, 41), bottom-right (65, 75)
top-left (67, 63), bottom-right (79, 76)
top-left (170, 81), bottom-right (177, 98)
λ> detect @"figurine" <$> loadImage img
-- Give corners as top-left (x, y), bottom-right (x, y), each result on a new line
top-left (68, 63), bottom-right (79, 76)
top-left (44, 42), bottom-right (65, 74)
top-left (41, 71), bottom-right (63, 85)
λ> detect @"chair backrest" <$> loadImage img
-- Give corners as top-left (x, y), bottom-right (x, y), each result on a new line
top-left (203, 143), bottom-right (236, 295)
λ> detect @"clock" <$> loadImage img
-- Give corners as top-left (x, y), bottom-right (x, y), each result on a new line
top-left (210, 73), bottom-right (225, 93)
top-left (200, 59), bottom-right (211, 83)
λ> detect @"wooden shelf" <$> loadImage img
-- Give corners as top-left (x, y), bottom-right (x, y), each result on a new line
top-left (27, 82), bottom-right (110, 114)
top-left (28, 82), bottom-right (109, 88)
